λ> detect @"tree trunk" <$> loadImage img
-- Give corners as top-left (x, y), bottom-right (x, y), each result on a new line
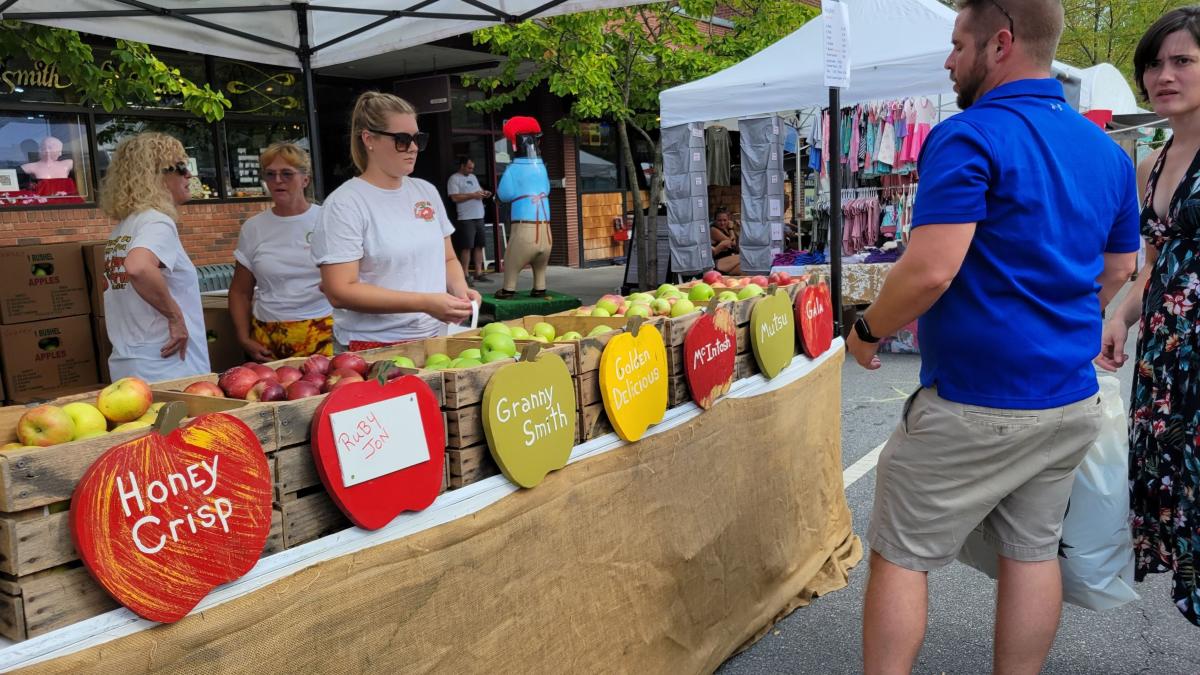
top-left (618, 120), bottom-right (655, 290)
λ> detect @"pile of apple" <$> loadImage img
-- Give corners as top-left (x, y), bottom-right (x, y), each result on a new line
top-left (572, 271), bottom-right (797, 321)
top-left (6, 377), bottom-right (162, 449)
top-left (185, 353), bottom-right (371, 402)
top-left (477, 320), bottom-right (613, 348)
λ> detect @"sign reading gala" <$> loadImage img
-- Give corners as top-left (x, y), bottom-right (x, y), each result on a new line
top-left (71, 410), bottom-right (272, 623)
top-left (684, 305), bottom-right (736, 409)
top-left (796, 281), bottom-right (834, 357)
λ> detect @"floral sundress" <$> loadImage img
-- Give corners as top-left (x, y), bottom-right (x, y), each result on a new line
top-left (1131, 138), bottom-right (1200, 626)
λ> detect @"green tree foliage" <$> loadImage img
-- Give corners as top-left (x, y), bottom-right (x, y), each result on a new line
top-left (465, 1), bottom-right (815, 287)
top-left (1057, 0), bottom-right (1191, 86)
top-left (1, 22), bottom-right (230, 121)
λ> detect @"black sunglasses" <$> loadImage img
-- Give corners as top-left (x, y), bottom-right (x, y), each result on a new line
top-left (161, 161), bottom-right (190, 176)
top-left (987, 0), bottom-right (1014, 40)
top-left (368, 129), bottom-right (430, 152)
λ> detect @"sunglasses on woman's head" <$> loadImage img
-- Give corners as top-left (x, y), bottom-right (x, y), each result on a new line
top-left (368, 129), bottom-right (430, 152)
top-left (161, 161), bottom-right (190, 177)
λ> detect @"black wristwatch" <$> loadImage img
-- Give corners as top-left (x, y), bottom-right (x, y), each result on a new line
top-left (854, 316), bottom-right (881, 343)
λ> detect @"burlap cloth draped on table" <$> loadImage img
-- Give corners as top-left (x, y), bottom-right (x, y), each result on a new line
top-left (25, 351), bottom-right (859, 674)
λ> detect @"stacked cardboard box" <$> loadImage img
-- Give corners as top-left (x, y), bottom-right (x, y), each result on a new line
top-left (0, 243), bottom-right (98, 403)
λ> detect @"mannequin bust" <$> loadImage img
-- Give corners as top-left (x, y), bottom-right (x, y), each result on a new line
top-left (21, 136), bottom-right (73, 179)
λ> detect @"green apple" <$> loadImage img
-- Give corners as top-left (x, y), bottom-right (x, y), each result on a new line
top-left (510, 326), bottom-right (531, 339)
top-left (391, 355), bottom-right (416, 368)
top-left (425, 353), bottom-right (452, 368)
top-left (531, 335), bottom-right (550, 343)
top-left (627, 292), bottom-right (655, 304)
top-left (62, 402), bottom-right (108, 440)
top-left (458, 348), bottom-right (483, 360)
top-left (717, 290), bottom-right (739, 302)
top-left (531, 322), bottom-right (557, 341)
top-left (591, 307), bottom-right (611, 318)
top-left (482, 333), bottom-right (518, 357)
top-left (656, 283), bottom-right (678, 298)
top-left (558, 331), bottom-right (583, 341)
top-left (481, 322), bottom-right (513, 337)
top-left (670, 299), bottom-right (697, 317)
top-left (688, 283), bottom-right (715, 302)
top-left (449, 357), bottom-right (483, 369)
top-left (625, 303), bottom-right (652, 318)
top-left (112, 419), bottom-right (153, 432)
top-left (737, 284), bottom-right (766, 300)
top-left (587, 325), bottom-right (615, 337)
top-left (649, 298), bottom-right (672, 316)
top-left (482, 350), bottom-right (512, 364)
top-left (594, 298), bottom-right (620, 315)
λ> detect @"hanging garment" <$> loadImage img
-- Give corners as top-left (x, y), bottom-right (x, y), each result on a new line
top-left (878, 109), bottom-right (897, 167)
top-left (706, 126), bottom-right (731, 186)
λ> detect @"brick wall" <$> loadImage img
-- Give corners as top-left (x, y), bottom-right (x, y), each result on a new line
top-left (0, 200), bottom-right (270, 267)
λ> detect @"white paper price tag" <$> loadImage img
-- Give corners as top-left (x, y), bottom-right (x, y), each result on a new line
top-left (331, 393), bottom-right (431, 488)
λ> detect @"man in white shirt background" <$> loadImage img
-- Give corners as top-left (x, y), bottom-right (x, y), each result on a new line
top-left (447, 156), bottom-right (491, 284)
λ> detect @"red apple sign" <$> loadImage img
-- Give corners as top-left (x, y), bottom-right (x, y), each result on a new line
top-left (311, 374), bottom-right (445, 530)
top-left (796, 281), bottom-right (834, 357)
top-left (70, 413), bottom-right (272, 623)
top-left (684, 306), bottom-right (736, 409)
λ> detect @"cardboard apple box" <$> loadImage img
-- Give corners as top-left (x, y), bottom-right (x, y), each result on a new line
top-left (0, 314), bottom-right (100, 402)
top-left (0, 243), bottom-right (89, 325)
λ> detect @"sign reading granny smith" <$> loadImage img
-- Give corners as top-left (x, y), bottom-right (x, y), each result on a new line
top-left (750, 289), bottom-right (796, 379)
top-left (599, 322), bottom-right (668, 441)
top-left (482, 348), bottom-right (576, 488)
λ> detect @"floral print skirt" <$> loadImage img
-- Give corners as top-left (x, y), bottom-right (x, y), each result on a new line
top-left (250, 315), bottom-right (334, 360)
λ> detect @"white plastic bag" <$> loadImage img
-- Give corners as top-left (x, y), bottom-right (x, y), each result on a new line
top-left (956, 375), bottom-right (1139, 610)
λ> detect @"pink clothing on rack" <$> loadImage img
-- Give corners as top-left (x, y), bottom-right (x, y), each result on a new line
top-left (905, 97), bottom-right (936, 162)
top-left (899, 99), bottom-right (920, 163)
top-left (848, 108), bottom-right (861, 173)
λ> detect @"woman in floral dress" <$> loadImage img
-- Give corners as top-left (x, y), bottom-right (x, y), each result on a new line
top-left (1099, 8), bottom-right (1200, 626)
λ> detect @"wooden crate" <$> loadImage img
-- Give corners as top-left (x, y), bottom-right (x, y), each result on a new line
top-left (577, 401), bottom-right (613, 443)
top-left (0, 564), bottom-right (118, 642)
top-left (278, 487), bottom-right (350, 549)
top-left (445, 404), bottom-right (484, 449)
top-left (668, 373), bottom-right (690, 408)
top-left (735, 352), bottom-right (760, 381)
top-left (446, 443), bottom-right (499, 489)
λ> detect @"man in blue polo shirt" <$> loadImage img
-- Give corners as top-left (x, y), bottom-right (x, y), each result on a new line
top-left (846, 1), bottom-right (1139, 673)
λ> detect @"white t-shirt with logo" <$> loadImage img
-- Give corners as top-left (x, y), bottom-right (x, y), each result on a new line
top-left (447, 171), bottom-right (485, 220)
top-left (103, 209), bottom-right (210, 382)
top-left (233, 204), bottom-right (332, 323)
top-left (311, 177), bottom-right (455, 344)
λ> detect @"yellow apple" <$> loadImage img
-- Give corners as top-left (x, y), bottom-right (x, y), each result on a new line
top-left (96, 377), bottom-right (153, 423)
top-left (74, 430), bottom-right (109, 440)
top-left (62, 402), bottom-right (108, 440)
top-left (112, 420), bottom-right (153, 432)
top-left (17, 405), bottom-right (75, 447)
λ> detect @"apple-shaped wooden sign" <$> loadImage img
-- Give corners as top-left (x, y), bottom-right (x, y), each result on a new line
top-left (311, 374), bottom-right (445, 530)
top-left (600, 318), bottom-right (668, 441)
top-left (71, 405), bottom-right (272, 623)
top-left (684, 304), bottom-right (736, 409)
top-left (482, 344), bottom-right (577, 488)
top-left (750, 288), bottom-right (796, 379)
top-left (796, 281), bottom-right (834, 357)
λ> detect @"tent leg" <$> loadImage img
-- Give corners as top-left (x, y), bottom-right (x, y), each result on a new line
top-left (828, 87), bottom-right (844, 334)
top-left (297, 5), bottom-right (325, 200)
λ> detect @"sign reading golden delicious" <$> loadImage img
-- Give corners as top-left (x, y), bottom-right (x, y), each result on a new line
top-left (599, 319), bottom-right (668, 441)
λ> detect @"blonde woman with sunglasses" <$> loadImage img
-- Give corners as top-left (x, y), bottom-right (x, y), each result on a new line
top-left (228, 142), bottom-right (333, 362)
top-left (312, 91), bottom-right (480, 351)
top-left (98, 132), bottom-right (209, 382)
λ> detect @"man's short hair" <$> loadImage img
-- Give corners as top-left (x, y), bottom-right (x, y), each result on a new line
top-left (956, 0), bottom-right (1064, 66)
top-left (1134, 8), bottom-right (1200, 100)
top-left (457, 155), bottom-right (472, 168)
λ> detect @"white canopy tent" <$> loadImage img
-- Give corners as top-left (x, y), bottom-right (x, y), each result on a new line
top-left (6, 0), bottom-right (653, 195)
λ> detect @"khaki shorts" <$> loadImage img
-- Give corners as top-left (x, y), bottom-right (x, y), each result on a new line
top-left (867, 387), bottom-right (1102, 572)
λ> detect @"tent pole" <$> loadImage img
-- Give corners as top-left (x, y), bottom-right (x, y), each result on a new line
top-left (828, 87), bottom-right (843, 335)
top-left (297, 4), bottom-right (326, 200)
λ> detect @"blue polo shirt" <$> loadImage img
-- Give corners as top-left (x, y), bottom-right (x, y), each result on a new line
top-left (912, 79), bottom-right (1139, 409)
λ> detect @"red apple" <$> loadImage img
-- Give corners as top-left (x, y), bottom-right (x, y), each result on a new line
top-left (274, 366), bottom-right (303, 387)
top-left (286, 380), bottom-right (321, 400)
top-left (301, 371), bottom-right (326, 386)
top-left (776, 271), bottom-right (792, 285)
top-left (183, 381), bottom-right (225, 398)
top-left (246, 379), bottom-right (286, 402)
top-left (329, 352), bottom-right (369, 376)
top-left (302, 354), bottom-right (330, 377)
top-left (702, 270), bottom-right (723, 285)
top-left (327, 377), bottom-right (361, 393)
top-left (323, 368), bottom-right (365, 393)
top-left (750, 275), bottom-right (770, 288)
top-left (218, 366), bottom-right (261, 399)
top-left (243, 363), bottom-right (276, 381)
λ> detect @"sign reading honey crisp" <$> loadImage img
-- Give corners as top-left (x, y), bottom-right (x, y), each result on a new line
top-left (482, 347), bottom-right (577, 488)
top-left (71, 411), bottom-right (272, 624)
top-left (750, 289), bottom-right (796, 379)
top-left (599, 321), bottom-right (668, 441)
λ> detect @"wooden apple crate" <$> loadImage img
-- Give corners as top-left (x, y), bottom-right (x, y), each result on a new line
top-left (577, 401), bottom-right (614, 443)
top-left (446, 442), bottom-right (499, 489)
top-left (0, 390), bottom-right (279, 642)
top-left (735, 352), bottom-right (761, 381)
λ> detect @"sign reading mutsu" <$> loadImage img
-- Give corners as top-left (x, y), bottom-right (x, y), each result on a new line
top-left (600, 319), bottom-right (668, 441)
top-left (751, 288), bottom-right (796, 379)
top-left (483, 345), bottom-right (577, 488)
top-left (684, 305), bottom-right (736, 409)
top-left (71, 407), bottom-right (272, 623)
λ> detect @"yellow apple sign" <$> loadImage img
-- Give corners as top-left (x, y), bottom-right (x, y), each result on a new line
top-left (599, 322), bottom-right (668, 442)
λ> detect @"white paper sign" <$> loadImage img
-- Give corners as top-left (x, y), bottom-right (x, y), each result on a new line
top-left (769, 199), bottom-right (783, 218)
top-left (692, 150), bottom-right (702, 164)
top-left (330, 393), bottom-right (430, 488)
top-left (823, 0), bottom-right (851, 89)
top-left (771, 222), bottom-right (784, 239)
top-left (693, 175), bottom-right (704, 188)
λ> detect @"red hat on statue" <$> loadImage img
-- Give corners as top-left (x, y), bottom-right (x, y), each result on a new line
top-left (504, 116), bottom-right (542, 147)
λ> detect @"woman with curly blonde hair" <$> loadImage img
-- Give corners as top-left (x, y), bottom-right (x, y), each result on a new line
top-left (99, 132), bottom-right (209, 382)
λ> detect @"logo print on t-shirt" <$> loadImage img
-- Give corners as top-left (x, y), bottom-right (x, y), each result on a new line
top-left (414, 201), bottom-right (436, 222)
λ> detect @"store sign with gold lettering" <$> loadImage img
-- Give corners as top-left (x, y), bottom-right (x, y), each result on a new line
top-left (71, 405), bottom-right (272, 623)
top-left (483, 345), bottom-right (577, 488)
top-left (796, 281), bottom-right (834, 357)
top-left (750, 288), bottom-right (796, 379)
top-left (684, 304), bottom-right (736, 409)
top-left (600, 319), bottom-right (668, 441)
top-left (0, 60), bottom-right (71, 95)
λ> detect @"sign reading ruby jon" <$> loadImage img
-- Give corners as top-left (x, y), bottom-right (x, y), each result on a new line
top-left (71, 413), bottom-right (272, 624)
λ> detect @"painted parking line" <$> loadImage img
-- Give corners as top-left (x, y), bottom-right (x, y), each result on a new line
top-left (843, 440), bottom-right (886, 488)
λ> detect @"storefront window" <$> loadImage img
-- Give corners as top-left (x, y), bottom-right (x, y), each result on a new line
top-left (0, 57), bottom-right (86, 106)
top-left (95, 116), bottom-right (220, 200)
top-left (215, 62), bottom-right (304, 117)
top-left (451, 88), bottom-right (488, 130)
top-left (223, 121), bottom-right (308, 198)
top-left (0, 112), bottom-right (92, 207)
top-left (579, 122), bottom-right (619, 192)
